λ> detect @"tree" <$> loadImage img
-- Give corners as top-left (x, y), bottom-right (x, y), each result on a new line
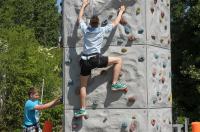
top-left (0, 26), bottom-right (63, 131)
top-left (0, 0), bottom-right (61, 46)
top-left (171, 0), bottom-right (200, 121)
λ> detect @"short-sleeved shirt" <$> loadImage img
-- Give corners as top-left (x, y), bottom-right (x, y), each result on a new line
top-left (79, 19), bottom-right (113, 54)
top-left (23, 99), bottom-right (41, 127)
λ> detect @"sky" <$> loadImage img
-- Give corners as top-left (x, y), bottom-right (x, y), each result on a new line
top-left (56, 0), bottom-right (62, 13)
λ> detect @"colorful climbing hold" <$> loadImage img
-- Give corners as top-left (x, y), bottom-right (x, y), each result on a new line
top-left (151, 35), bottom-right (156, 40)
top-left (121, 122), bottom-right (128, 129)
top-left (66, 58), bottom-right (71, 64)
top-left (128, 35), bottom-right (136, 41)
top-left (157, 91), bottom-right (161, 97)
top-left (121, 48), bottom-right (128, 53)
top-left (165, 25), bottom-right (167, 30)
top-left (128, 96), bottom-right (136, 103)
top-left (138, 56), bottom-right (144, 62)
top-left (136, 8), bottom-right (141, 15)
top-left (103, 117), bottom-right (107, 123)
top-left (161, 77), bottom-right (165, 84)
top-left (167, 3), bottom-right (170, 7)
top-left (152, 68), bottom-right (156, 77)
top-left (154, 53), bottom-right (159, 59)
top-left (151, 119), bottom-right (156, 126)
top-left (160, 39), bottom-right (164, 43)
top-left (68, 80), bottom-right (73, 86)
top-left (150, 8), bottom-right (154, 14)
top-left (161, 11), bottom-right (165, 18)
top-left (163, 62), bottom-right (167, 68)
top-left (129, 120), bottom-right (137, 132)
top-left (101, 19), bottom-right (108, 27)
top-left (92, 100), bottom-right (98, 109)
top-left (124, 25), bottom-right (131, 34)
top-left (132, 116), bottom-right (136, 119)
top-left (138, 29), bottom-right (144, 34)
top-left (154, 0), bottom-right (157, 4)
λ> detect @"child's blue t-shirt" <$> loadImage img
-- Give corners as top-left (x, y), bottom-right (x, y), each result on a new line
top-left (23, 99), bottom-right (40, 126)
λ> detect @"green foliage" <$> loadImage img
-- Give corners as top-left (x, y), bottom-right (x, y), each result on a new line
top-left (171, 0), bottom-right (200, 122)
top-left (0, 26), bottom-right (63, 131)
top-left (0, 0), bottom-right (61, 46)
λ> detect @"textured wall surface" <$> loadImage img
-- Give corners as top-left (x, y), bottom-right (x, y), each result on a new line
top-left (63, 0), bottom-right (172, 131)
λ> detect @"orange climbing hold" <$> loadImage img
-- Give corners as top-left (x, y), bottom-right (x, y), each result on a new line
top-left (43, 120), bottom-right (53, 132)
top-left (192, 122), bottom-right (200, 132)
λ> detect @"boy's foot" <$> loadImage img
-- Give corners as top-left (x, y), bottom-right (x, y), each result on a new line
top-left (111, 82), bottom-right (127, 91)
top-left (74, 109), bottom-right (87, 117)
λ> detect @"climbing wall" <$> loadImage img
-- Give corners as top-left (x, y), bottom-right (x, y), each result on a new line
top-left (63, 0), bottom-right (172, 131)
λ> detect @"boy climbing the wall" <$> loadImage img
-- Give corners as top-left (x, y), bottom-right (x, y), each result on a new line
top-left (75, 0), bottom-right (127, 117)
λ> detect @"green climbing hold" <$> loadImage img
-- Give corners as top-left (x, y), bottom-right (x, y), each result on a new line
top-left (136, 8), bottom-right (141, 15)
top-left (160, 39), bottom-right (164, 43)
top-left (121, 48), bottom-right (127, 53)
top-left (92, 100), bottom-right (98, 109)
top-left (154, 53), bottom-right (159, 59)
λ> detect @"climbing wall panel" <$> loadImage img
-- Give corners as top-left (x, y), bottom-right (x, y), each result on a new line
top-left (63, 0), bottom-right (172, 131)
top-left (63, 0), bottom-right (146, 48)
top-left (146, 0), bottom-right (170, 48)
top-left (148, 108), bottom-right (172, 132)
top-left (65, 109), bottom-right (148, 132)
top-left (64, 46), bottom-right (147, 109)
top-left (147, 46), bottom-right (172, 108)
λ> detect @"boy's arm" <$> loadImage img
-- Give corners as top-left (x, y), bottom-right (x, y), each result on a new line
top-left (78, 0), bottom-right (89, 23)
top-left (112, 5), bottom-right (126, 27)
top-left (34, 97), bottom-right (61, 110)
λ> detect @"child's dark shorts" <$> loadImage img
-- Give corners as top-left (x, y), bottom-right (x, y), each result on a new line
top-left (80, 53), bottom-right (108, 76)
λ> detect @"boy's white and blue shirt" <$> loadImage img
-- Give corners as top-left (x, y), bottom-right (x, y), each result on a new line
top-left (24, 99), bottom-right (41, 127)
top-left (79, 19), bottom-right (113, 55)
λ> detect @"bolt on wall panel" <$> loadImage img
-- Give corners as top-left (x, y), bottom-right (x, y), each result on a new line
top-left (63, 0), bottom-right (146, 48)
top-left (148, 108), bottom-right (172, 132)
top-left (65, 109), bottom-right (148, 132)
top-left (147, 46), bottom-right (172, 108)
top-left (146, 0), bottom-right (171, 48)
top-left (64, 46), bottom-right (147, 109)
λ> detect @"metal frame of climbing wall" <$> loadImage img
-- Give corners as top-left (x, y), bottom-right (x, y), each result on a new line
top-left (63, 0), bottom-right (172, 131)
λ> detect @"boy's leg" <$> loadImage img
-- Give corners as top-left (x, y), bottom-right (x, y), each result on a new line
top-left (74, 75), bottom-right (89, 117)
top-left (107, 56), bottom-right (122, 84)
top-left (107, 56), bottom-right (127, 90)
top-left (80, 75), bottom-right (90, 109)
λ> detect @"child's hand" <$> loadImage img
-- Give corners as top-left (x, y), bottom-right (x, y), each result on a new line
top-left (119, 5), bottom-right (126, 13)
top-left (82, 0), bottom-right (89, 7)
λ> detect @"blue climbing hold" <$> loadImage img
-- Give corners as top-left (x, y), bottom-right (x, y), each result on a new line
top-left (138, 29), bottom-right (144, 34)
top-left (154, 54), bottom-right (159, 59)
top-left (121, 122), bottom-right (128, 129)
top-left (66, 58), bottom-right (71, 64)
top-left (68, 80), bottom-right (73, 86)
top-left (101, 19), bottom-right (108, 27)
top-left (163, 62), bottom-right (167, 68)
top-left (124, 25), bottom-right (131, 34)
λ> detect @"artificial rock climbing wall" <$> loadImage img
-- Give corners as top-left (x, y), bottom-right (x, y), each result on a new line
top-left (63, 0), bottom-right (172, 131)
